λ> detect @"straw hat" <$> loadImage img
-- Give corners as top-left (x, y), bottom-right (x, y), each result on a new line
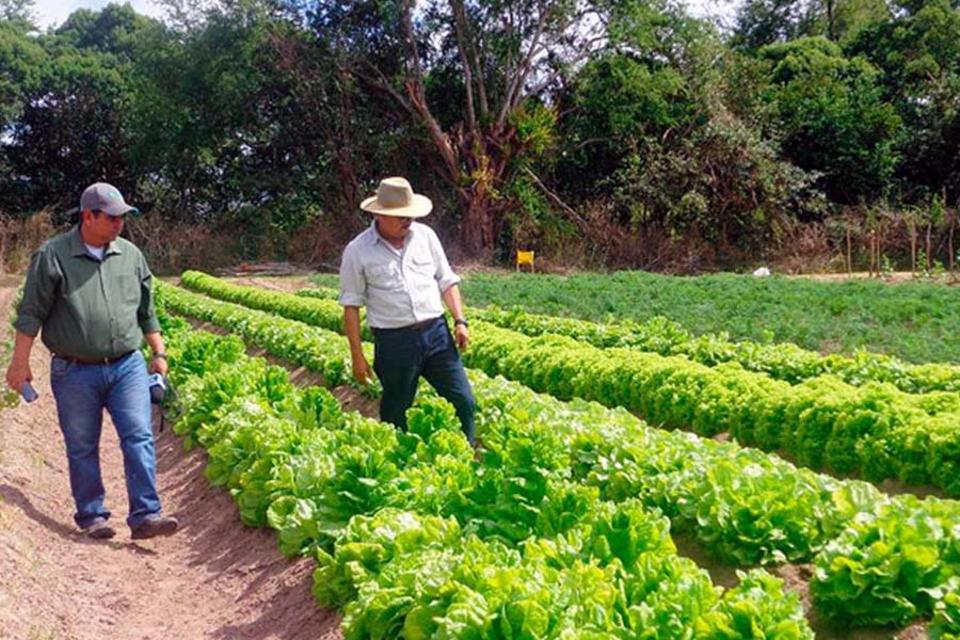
top-left (360, 177), bottom-right (432, 218)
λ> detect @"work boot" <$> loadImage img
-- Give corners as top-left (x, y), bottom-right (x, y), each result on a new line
top-left (82, 517), bottom-right (116, 540)
top-left (130, 515), bottom-right (179, 540)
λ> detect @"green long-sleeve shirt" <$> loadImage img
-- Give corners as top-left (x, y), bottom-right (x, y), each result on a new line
top-left (13, 226), bottom-right (161, 360)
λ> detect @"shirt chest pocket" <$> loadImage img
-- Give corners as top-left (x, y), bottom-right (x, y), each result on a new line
top-left (409, 255), bottom-right (436, 278)
top-left (111, 274), bottom-right (140, 306)
top-left (366, 263), bottom-right (403, 290)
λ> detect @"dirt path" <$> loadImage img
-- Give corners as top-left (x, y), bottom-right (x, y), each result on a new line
top-left (0, 285), bottom-right (343, 640)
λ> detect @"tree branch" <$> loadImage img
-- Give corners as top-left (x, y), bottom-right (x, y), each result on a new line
top-left (522, 166), bottom-right (588, 231)
top-left (450, 0), bottom-right (477, 132)
top-left (400, 0), bottom-right (426, 97)
top-left (498, 0), bottom-right (549, 126)
top-left (355, 62), bottom-right (417, 120)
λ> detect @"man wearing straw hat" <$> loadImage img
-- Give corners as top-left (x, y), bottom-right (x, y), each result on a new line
top-left (339, 177), bottom-right (476, 445)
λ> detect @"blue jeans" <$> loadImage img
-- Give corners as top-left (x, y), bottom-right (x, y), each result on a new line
top-left (373, 317), bottom-right (476, 444)
top-left (50, 351), bottom-right (162, 529)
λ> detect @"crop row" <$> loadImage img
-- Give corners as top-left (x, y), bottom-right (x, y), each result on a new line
top-left (297, 285), bottom-right (960, 394)
top-left (429, 270), bottom-right (960, 366)
top-left (155, 302), bottom-right (813, 638)
top-left (183, 271), bottom-right (960, 495)
top-left (159, 280), bottom-right (960, 628)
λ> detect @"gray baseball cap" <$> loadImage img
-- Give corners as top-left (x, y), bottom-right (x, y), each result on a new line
top-left (79, 182), bottom-right (139, 217)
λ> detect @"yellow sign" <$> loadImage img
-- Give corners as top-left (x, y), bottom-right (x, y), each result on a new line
top-left (516, 250), bottom-right (535, 272)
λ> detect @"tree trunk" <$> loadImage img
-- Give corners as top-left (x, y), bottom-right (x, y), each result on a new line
top-left (826, 0), bottom-right (836, 40)
top-left (458, 189), bottom-right (497, 258)
top-left (926, 223), bottom-right (933, 271)
top-left (335, 67), bottom-right (360, 217)
top-left (453, 123), bottom-right (517, 260)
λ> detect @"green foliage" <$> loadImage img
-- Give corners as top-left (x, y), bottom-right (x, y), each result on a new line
top-left (158, 291), bottom-right (817, 638)
top-left (733, 0), bottom-right (811, 49)
top-left (696, 570), bottom-right (814, 638)
top-left (459, 301), bottom-right (960, 394)
top-left (1, 0), bottom-right (958, 263)
top-left (572, 54), bottom-right (688, 146)
top-left (846, 0), bottom-right (960, 200)
top-left (812, 496), bottom-right (960, 626)
top-left (557, 3), bottom-right (822, 256)
top-left (733, 0), bottom-right (890, 48)
top-left (932, 585), bottom-right (960, 639)
top-left (0, 0), bottom-right (35, 29)
top-left (757, 36), bottom-right (901, 203)
top-left (454, 270), bottom-right (960, 365)
top-left (0, 20), bottom-right (45, 120)
top-left (163, 271), bottom-right (960, 633)
top-left (220, 271), bottom-right (960, 494)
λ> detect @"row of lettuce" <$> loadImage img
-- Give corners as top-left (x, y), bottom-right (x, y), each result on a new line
top-left (298, 285), bottom-right (960, 394)
top-left (159, 279), bottom-right (960, 631)
top-left (183, 271), bottom-right (960, 496)
top-left (156, 298), bottom-right (814, 638)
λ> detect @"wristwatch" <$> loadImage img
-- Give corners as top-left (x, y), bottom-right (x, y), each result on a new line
top-left (454, 318), bottom-right (468, 328)
top-left (152, 352), bottom-right (168, 361)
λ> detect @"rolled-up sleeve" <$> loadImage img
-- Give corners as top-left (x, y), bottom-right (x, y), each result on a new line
top-left (339, 245), bottom-right (366, 307)
top-left (137, 254), bottom-right (161, 334)
top-left (428, 230), bottom-right (461, 293)
top-left (13, 247), bottom-right (59, 337)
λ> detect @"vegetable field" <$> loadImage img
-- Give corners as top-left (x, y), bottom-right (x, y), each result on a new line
top-left (152, 271), bottom-right (960, 638)
top-left (310, 271), bottom-right (960, 365)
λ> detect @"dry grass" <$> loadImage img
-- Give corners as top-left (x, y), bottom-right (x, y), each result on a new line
top-left (0, 210), bottom-right (59, 273)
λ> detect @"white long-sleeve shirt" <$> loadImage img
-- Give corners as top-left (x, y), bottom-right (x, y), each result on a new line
top-left (338, 221), bottom-right (461, 329)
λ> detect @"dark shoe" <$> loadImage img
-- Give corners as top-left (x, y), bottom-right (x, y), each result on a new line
top-left (82, 518), bottom-right (116, 540)
top-left (130, 515), bottom-right (179, 540)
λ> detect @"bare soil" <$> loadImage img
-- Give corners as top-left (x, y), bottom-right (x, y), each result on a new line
top-left (0, 284), bottom-right (343, 640)
top-left (794, 270), bottom-right (960, 286)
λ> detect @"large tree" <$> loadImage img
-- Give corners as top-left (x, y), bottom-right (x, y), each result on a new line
top-left (847, 0), bottom-right (960, 201)
top-left (300, 0), bottom-right (609, 258)
top-left (0, 5), bottom-right (158, 213)
top-left (756, 37), bottom-right (901, 204)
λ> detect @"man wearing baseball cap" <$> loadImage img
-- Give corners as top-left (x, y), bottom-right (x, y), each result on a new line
top-left (339, 177), bottom-right (476, 445)
top-left (5, 182), bottom-right (179, 541)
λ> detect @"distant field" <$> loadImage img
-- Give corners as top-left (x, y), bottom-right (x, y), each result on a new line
top-left (311, 270), bottom-right (960, 364)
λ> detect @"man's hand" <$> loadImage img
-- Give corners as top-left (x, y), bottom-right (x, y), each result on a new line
top-left (454, 324), bottom-right (469, 351)
top-left (5, 360), bottom-right (32, 392)
top-left (149, 354), bottom-right (168, 376)
top-left (6, 332), bottom-right (35, 393)
top-left (352, 356), bottom-right (375, 386)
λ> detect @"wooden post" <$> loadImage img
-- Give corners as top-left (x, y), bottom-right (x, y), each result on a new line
top-left (846, 224), bottom-right (853, 276)
top-left (909, 217), bottom-right (917, 275)
top-left (947, 187), bottom-right (954, 275)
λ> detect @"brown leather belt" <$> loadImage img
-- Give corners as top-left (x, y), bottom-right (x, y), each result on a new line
top-left (54, 350), bottom-right (134, 365)
top-left (372, 317), bottom-right (442, 335)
